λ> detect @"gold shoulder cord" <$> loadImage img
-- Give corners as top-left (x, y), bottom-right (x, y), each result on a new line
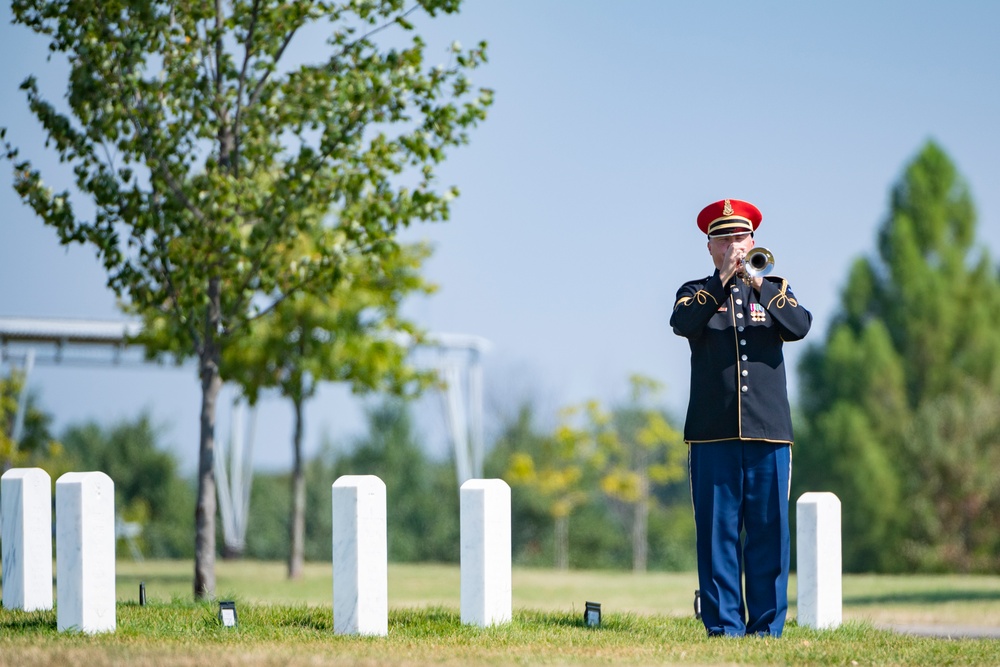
top-left (766, 279), bottom-right (797, 309)
top-left (675, 289), bottom-right (718, 309)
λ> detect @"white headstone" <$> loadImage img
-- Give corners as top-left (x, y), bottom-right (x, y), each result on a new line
top-left (1, 468), bottom-right (53, 611)
top-left (796, 491), bottom-right (842, 630)
top-left (332, 475), bottom-right (388, 636)
top-left (460, 478), bottom-right (511, 627)
top-left (56, 472), bottom-right (116, 634)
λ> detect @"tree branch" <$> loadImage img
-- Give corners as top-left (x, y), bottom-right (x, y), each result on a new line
top-left (215, 0), bottom-right (225, 98)
top-left (246, 23), bottom-right (301, 110)
top-left (232, 0), bottom-right (263, 173)
top-left (245, 2), bottom-right (421, 112)
top-left (243, 265), bottom-right (339, 325)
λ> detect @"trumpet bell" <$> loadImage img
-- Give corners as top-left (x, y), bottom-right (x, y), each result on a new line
top-left (744, 247), bottom-right (775, 278)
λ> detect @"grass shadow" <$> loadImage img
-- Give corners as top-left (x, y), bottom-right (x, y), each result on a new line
top-left (0, 609), bottom-right (57, 632)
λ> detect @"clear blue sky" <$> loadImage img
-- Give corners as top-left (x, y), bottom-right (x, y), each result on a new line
top-left (2, 1), bottom-right (998, 472)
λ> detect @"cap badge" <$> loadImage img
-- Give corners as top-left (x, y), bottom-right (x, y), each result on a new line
top-left (722, 199), bottom-right (734, 216)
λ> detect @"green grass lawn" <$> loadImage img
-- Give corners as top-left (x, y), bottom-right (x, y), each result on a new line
top-left (114, 559), bottom-right (1000, 627)
top-left (0, 560), bottom-right (997, 667)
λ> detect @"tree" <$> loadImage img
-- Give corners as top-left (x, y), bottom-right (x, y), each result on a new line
top-left (902, 381), bottom-right (1000, 571)
top-left (224, 241), bottom-right (434, 577)
top-left (505, 405), bottom-right (596, 570)
top-left (554, 376), bottom-right (686, 572)
top-left (333, 398), bottom-right (459, 562)
top-left (484, 402), bottom-right (555, 564)
top-left (243, 401), bottom-right (462, 565)
top-left (795, 323), bottom-right (908, 570)
top-left (1, 370), bottom-right (61, 472)
top-left (495, 385), bottom-right (691, 571)
top-left (795, 140), bottom-right (1000, 572)
top-left (4, 0), bottom-right (491, 598)
top-left (61, 413), bottom-right (194, 558)
top-left (595, 376), bottom-right (686, 572)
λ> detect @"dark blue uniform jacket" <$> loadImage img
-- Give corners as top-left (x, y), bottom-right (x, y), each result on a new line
top-left (670, 271), bottom-right (812, 444)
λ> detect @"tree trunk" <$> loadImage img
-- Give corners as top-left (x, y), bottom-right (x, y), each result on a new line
top-left (632, 497), bottom-right (649, 572)
top-left (632, 454), bottom-right (650, 572)
top-left (195, 353), bottom-right (221, 598)
top-left (287, 395), bottom-right (306, 580)
top-left (555, 514), bottom-right (569, 570)
top-left (194, 279), bottom-right (222, 599)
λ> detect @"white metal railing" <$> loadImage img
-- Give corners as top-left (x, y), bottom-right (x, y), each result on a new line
top-left (0, 316), bottom-right (489, 551)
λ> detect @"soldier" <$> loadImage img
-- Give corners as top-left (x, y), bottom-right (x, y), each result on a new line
top-left (670, 198), bottom-right (812, 637)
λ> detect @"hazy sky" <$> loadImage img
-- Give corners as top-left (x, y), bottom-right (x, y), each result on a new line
top-left (2, 1), bottom-right (998, 473)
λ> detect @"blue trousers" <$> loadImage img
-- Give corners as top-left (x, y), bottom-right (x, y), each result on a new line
top-left (689, 440), bottom-right (790, 637)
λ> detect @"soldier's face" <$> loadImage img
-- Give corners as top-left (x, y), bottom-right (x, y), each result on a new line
top-left (708, 232), bottom-right (755, 270)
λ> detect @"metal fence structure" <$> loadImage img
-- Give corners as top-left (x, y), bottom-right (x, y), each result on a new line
top-left (0, 316), bottom-right (489, 554)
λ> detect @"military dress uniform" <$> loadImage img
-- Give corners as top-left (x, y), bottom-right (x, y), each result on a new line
top-left (670, 199), bottom-right (812, 638)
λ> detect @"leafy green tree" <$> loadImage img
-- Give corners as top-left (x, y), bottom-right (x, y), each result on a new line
top-left (795, 141), bottom-right (1000, 572)
top-left (0, 371), bottom-right (78, 490)
top-left (251, 394), bottom-right (529, 566)
top-left (505, 404), bottom-right (598, 570)
top-left (596, 376), bottom-right (686, 572)
top-left (3, 0), bottom-right (491, 597)
top-left (243, 471), bottom-right (291, 561)
top-left (486, 403), bottom-right (564, 566)
top-left (553, 376), bottom-right (686, 572)
top-left (334, 398), bottom-right (459, 562)
top-left (490, 398), bottom-right (688, 571)
top-left (1, 370), bottom-right (62, 472)
top-left (224, 242), bottom-right (434, 578)
top-left (795, 324), bottom-right (908, 570)
top-left (902, 381), bottom-right (1000, 571)
top-left (61, 414), bottom-right (194, 558)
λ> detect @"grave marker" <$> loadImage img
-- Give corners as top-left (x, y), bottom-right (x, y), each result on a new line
top-left (332, 475), bottom-right (388, 636)
top-left (1, 467), bottom-right (53, 611)
top-left (56, 471), bottom-right (116, 634)
top-left (796, 491), bottom-right (842, 630)
top-left (460, 478), bottom-right (511, 627)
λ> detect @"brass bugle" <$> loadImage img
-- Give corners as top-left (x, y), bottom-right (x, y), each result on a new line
top-left (743, 247), bottom-right (774, 278)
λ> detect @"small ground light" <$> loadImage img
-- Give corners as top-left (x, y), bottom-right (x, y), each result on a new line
top-left (584, 601), bottom-right (601, 627)
top-left (139, 582), bottom-right (146, 606)
top-left (693, 590), bottom-right (701, 619)
top-left (219, 601), bottom-right (238, 628)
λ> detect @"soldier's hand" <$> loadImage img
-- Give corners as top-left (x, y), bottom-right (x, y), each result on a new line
top-left (721, 245), bottom-right (742, 284)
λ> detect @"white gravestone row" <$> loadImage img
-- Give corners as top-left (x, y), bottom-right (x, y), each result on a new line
top-left (1, 468), bottom-right (117, 634)
top-left (331, 476), bottom-right (513, 635)
top-left (0, 469), bottom-right (514, 637)
top-left (330, 483), bottom-right (847, 633)
top-left (2, 468), bottom-right (842, 635)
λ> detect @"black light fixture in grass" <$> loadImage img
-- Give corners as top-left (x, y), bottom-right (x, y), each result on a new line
top-left (219, 600), bottom-right (238, 628)
top-left (584, 601), bottom-right (601, 627)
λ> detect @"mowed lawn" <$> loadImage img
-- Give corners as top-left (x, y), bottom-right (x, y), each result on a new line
top-left (1, 561), bottom-right (998, 667)
top-left (110, 559), bottom-right (1000, 628)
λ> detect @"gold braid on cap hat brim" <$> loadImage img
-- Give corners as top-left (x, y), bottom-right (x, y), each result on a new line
top-left (707, 217), bottom-right (754, 237)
